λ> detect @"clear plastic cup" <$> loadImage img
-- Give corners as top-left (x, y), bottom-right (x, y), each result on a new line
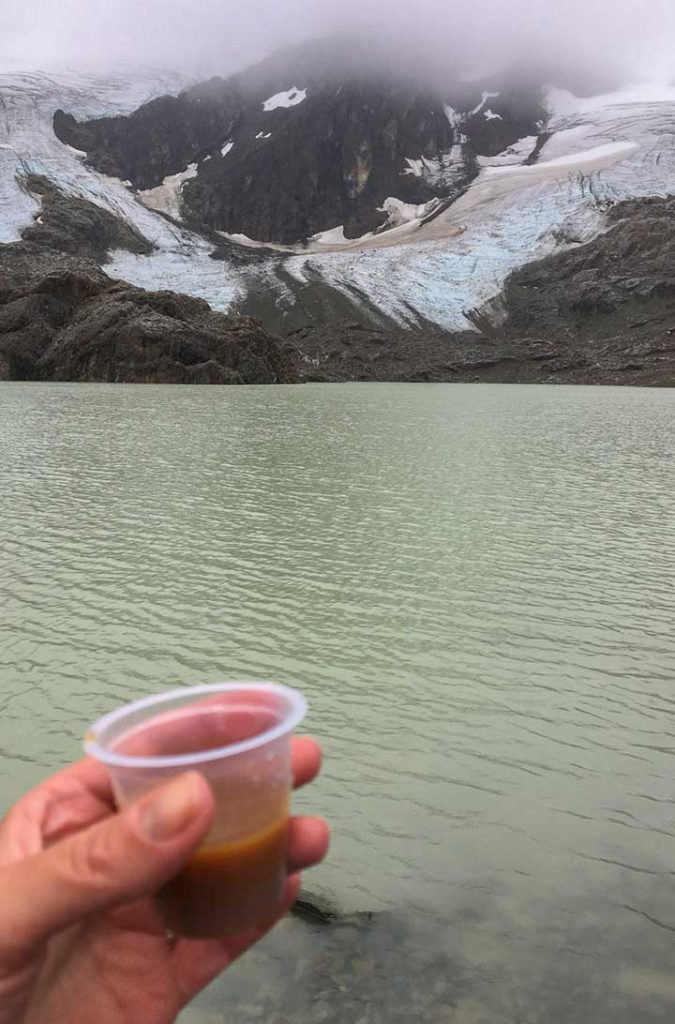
top-left (85, 681), bottom-right (307, 937)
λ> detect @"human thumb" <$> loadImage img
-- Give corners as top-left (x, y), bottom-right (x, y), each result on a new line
top-left (1, 771), bottom-right (214, 958)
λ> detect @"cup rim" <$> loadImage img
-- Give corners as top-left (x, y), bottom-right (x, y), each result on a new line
top-left (84, 681), bottom-right (307, 770)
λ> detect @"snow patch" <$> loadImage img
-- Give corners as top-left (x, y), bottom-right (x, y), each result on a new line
top-left (62, 142), bottom-right (88, 158)
top-left (534, 124), bottom-right (618, 164)
top-left (138, 162), bottom-right (198, 220)
top-left (541, 140), bottom-right (640, 168)
top-left (262, 87), bottom-right (307, 112)
top-left (220, 141), bottom-right (234, 157)
top-left (309, 225), bottom-right (349, 246)
top-left (468, 91), bottom-right (500, 116)
top-left (215, 229), bottom-right (291, 252)
top-left (255, 131), bottom-right (272, 140)
top-left (477, 136), bottom-right (539, 167)
top-left (443, 104), bottom-right (462, 128)
top-left (484, 140), bottom-right (639, 176)
top-left (484, 109), bottom-right (502, 121)
top-left (404, 145), bottom-right (465, 188)
top-left (226, 232), bottom-right (263, 246)
top-left (378, 197), bottom-right (438, 228)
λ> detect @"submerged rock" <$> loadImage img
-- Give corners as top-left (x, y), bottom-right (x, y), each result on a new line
top-left (196, 906), bottom-right (472, 1024)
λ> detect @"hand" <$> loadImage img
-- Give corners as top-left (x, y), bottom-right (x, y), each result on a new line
top-left (0, 738), bottom-right (329, 1024)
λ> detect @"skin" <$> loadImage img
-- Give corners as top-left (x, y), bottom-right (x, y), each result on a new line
top-left (0, 736), bottom-right (329, 1024)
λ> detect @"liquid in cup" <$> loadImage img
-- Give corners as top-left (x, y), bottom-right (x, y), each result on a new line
top-left (85, 682), bottom-right (307, 937)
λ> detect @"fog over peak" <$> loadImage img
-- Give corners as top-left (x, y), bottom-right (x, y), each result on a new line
top-left (1, 0), bottom-right (674, 94)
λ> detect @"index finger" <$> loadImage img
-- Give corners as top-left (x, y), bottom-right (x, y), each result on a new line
top-left (42, 756), bottom-right (115, 805)
top-left (291, 736), bottom-right (322, 789)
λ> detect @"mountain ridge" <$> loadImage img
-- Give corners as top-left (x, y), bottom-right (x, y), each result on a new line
top-left (1, 45), bottom-right (675, 384)
top-left (53, 42), bottom-right (548, 244)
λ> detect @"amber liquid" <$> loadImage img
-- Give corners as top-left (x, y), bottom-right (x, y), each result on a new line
top-left (157, 817), bottom-right (288, 937)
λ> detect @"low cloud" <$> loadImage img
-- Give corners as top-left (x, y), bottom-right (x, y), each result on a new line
top-left (1, 0), bottom-right (674, 89)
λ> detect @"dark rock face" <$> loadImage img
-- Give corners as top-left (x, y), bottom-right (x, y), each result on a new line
top-left (20, 174), bottom-right (153, 261)
top-left (486, 196), bottom-right (675, 385)
top-left (502, 197), bottom-right (675, 341)
top-left (0, 243), bottom-right (298, 384)
top-left (54, 77), bottom-right (244, 191)
top-left (186, 82), bottom-right (462, 243)
top-left (53, 40), bottom-right (547, 244)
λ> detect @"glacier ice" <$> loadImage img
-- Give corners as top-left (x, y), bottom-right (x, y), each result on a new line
top-left (2, 70), bottom-right (675, 334)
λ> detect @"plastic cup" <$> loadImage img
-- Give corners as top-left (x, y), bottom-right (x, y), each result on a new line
top-left (85, 681), bottom-right (307, 937)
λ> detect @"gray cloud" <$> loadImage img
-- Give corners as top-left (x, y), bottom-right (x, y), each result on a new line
top-left (1, 0), bottom-right (674, 88)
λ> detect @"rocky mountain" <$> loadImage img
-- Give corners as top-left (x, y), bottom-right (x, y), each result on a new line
top-left (0, 227), bottom-right (297, 384)
top-left (288, 196), bottom-right (675, 386)
top-left (1, 42), bottom-right (675, 384)
top-left (52, 38), bottom-right (547, 245)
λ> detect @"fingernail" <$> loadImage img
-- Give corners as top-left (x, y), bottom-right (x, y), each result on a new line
top-left (137, 772), bottom-right (203, 843)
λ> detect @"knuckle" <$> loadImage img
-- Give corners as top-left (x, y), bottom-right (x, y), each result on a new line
top-left (61, 823), bottom-right (119, 888)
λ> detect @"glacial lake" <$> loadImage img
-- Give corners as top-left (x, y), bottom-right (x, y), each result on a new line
top-left (2, 382), bottom-right (675, 1024)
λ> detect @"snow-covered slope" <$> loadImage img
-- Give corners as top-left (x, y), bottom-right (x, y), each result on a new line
top-left (0, 68), bottom-right (241, 309)
top-left (1, 68), bottom-right (675, 332)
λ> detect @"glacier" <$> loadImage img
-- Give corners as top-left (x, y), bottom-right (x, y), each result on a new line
top-left (241, 84), bottom-right (675, 330)
top-left (0, 68), bottom-right (242, 311)
top-left (1, 69), bottom-right (675, 331)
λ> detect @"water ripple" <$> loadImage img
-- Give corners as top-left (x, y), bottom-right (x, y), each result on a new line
top-left (2, 381), bottom-right (675, 1023)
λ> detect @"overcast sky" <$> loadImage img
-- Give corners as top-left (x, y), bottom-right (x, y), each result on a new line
top-left (1, 0), bottom-right (674, 86)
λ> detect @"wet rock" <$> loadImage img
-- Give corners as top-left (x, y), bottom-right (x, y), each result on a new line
top-left (292, 893), bottom-right (341, 924)
top-left (195, 908), bottom-right (471, 1024)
